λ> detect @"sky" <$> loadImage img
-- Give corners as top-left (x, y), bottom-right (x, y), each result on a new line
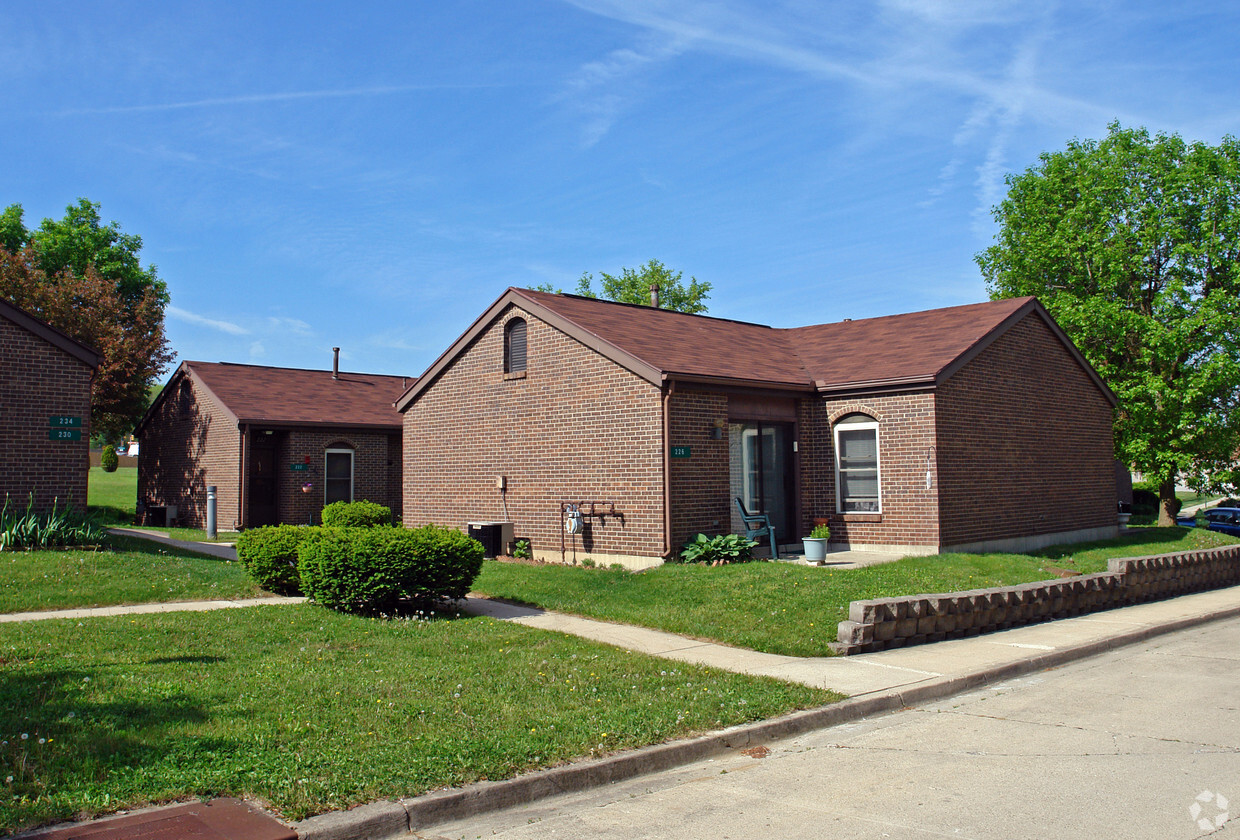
top-left (5, 1), bottom-right (1239, 381)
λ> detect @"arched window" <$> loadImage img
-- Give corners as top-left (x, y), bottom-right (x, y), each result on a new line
top-left (325, 445), bottom-right (355, 505)
top-left (504, 318), bottom-right (527, 373)
top-left (834, 413), bottom-right (881, 513)
top-left (177, 379), bottom-right (192, 419)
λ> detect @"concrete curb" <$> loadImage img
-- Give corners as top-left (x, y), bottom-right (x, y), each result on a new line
top-left (293, 599), bottom-right (1240, 840)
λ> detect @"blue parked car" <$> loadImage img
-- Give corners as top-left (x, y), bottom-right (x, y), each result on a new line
top-left (1177, 507), bottom-right (1240, 537)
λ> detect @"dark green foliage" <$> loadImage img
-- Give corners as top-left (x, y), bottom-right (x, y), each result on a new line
top-left (677, 533), bottom-right (760, 565)
top-left (298, 525), bottom-right (485, 613)
top-left (0, 496), bottom-right (106, 551)
top-left (99, 447), bottom-right (118, 473)
top-left (235, 525), bottom-right (316, 594)
top-left (1132, 488), bottom-right (1158, 517)
top-left (320, 500), bottom-right (392, 528)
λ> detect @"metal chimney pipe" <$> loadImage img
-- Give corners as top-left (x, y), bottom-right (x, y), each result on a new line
top-left (332, 347), bottom-right (340, 379)
top-left (650, 284), bottom-right (660, 308)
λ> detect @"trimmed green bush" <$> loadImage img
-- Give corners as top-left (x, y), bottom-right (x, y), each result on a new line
top-left (320, 500), bottom-right (392, 528)
top-left (235, 524), bottom-right (317, 594)
top-left (298, 525), bottom-right (485, 614)
top-left (100, 447), bottom-right (119, 473)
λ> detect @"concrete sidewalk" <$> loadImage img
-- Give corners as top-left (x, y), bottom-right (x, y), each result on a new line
top-left (0, 596), bottom-right (305, 624)
top-left (462, 585), bottom-right (1240, 695)
top-left (108, 526), bottom-right (239, 560)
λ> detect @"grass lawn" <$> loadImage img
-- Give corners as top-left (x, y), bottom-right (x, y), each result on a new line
top-left (0, 536), bottom-right (262, 614)
top-left (87, 467), bottom-right (136, 524)
top-left (0, 605), bottom-right (837, 833)
top-left (473, 526), bottom-right (1240, 658)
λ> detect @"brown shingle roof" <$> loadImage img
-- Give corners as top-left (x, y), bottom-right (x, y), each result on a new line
top-left (516, 289), bottom-right (810, 386)
top-left (521, 290), bottom-right (1037, 391)
top-left (183, 361), bottom-right (409, 429)
top-left (787, 297), bottom-right (1035, 390)
top-left (397, 288), bottom-right (1113, 411)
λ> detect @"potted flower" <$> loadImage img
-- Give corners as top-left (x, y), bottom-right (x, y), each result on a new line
top-left (802, 523), bottom-right (831, 564)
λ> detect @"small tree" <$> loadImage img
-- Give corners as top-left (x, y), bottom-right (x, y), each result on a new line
top-left (100, 446), bottom-right (119, 473)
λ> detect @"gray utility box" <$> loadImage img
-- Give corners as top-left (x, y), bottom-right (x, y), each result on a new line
top-left (468, 521), bottom-right (514, 558)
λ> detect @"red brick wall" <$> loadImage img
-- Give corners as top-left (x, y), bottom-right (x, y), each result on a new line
top-left (138, 373), bottom-right (241, 528)
top-left (820, 393), bottom-right (941, 548)
top-left (139, 372), bottom-right (403, 529)
top-left (275, 430), bottom-right (402, 525)
top-left (934, 313), bottom-right (1116, 547)
top-left (0, 315), bottom-right (94, 511)
top-left (403, 305), bottom-right (665, 558)
top-left (797, 397), bottom-right (833, 537)
top-left (668, 390), bottom-right (730, 549)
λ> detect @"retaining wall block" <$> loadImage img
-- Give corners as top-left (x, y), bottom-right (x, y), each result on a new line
top-left (832, 545), bottom-right (1240, 656)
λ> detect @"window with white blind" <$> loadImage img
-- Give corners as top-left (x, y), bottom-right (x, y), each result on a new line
top-left (834, 414), bottom-right (881, 513)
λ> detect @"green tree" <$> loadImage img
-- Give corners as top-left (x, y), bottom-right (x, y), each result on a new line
top-left (0, 200), bottom-right (172, 442)
top-left (2, 199), bottom-right (168, 310)
top-left (570, 259), bottom-right (711, 314)
top-left (977, 123), bottom-right (1240, 525)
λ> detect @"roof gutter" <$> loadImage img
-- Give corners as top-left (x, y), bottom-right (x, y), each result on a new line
top-left (666, 372), bottom-right (814, 393)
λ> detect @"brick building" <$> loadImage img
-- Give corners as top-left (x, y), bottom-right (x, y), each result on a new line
top-left (0, 297), bottom-right (102, 511)
top-left (398, 289), bottom-right (1118, 567)
top-left (136, 360), bottom-right (409, 529)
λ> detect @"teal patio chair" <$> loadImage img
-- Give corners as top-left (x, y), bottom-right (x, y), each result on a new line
top-left (734, 497), bottom-right (778, 559)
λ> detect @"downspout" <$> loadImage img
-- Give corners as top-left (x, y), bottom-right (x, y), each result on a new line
top-left (661, 380), bottom-right (674, 558)
top-left (237, 424), bottom-right (248, 529)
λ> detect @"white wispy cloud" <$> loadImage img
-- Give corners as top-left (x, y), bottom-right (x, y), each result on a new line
top-left (266, 316), bottom-right (313, 336)
top-left (167, 305), bottom-right (249, 335)
top-left (52, 83), bottom-right (500, 117)
top-left (559, 36), bottom-right (686, 146)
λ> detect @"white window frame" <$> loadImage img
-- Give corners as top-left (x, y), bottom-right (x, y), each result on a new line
top-left (324, 447), bottom-right (355, 505)
top-left (833, 416), bottom-right (882, 514)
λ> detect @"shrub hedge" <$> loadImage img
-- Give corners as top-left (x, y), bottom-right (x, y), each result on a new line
top-left (320, 500), bottom-right (392, 528)
top-left (235, 524), bottom-right (316, 594)
top-left (298, 524), bottom-right (485, 614)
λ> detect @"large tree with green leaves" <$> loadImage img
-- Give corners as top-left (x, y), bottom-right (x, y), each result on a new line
top-left (977, 123), bottom-right (1240, 524)
top-left (568, 259), bottom-right (712, 314)
top-left (0, 200), bottom-right (172, 442)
